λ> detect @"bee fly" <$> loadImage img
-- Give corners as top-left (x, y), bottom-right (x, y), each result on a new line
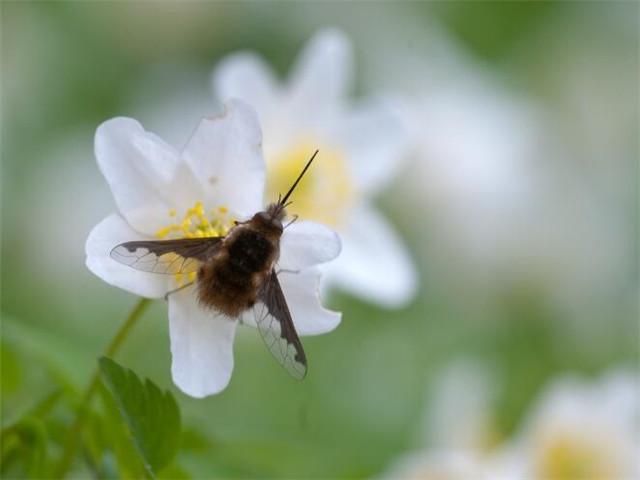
top-left (110, 151), bottom-right (321, 379)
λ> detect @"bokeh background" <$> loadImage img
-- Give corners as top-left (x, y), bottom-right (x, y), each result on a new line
top-left (2, 2), bottom-right (638, 478)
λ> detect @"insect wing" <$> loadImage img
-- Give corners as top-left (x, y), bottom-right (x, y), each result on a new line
top-left (254, 270), bottom-right (307, 379)
top-left (110, 237), bottom-right (222, 274)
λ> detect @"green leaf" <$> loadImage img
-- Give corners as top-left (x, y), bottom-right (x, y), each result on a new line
top-left (99, 357), bottom-right (181, 477)
top-left (0, 341), bottom-right (22, 395)
top-left (0, 389), bottom-right (64, 478)
top-left (0, 418), bottom-right (47, 478)
top-left (99, 383), bottom-right (150, 479)
top-left (157, 462), bottom-right (192, 479)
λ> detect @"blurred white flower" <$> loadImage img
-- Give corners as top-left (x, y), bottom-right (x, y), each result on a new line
top-left (394, 72), bottom-right (545, 298)
top-left (382, 362), bottom-right (639, 480)
top-left (355, 11), bottom-right (539, 251)
top-left (360, 6), bottom-right (635, 331)
top-left (424, 360), bottom-right (498, 454)
top-left (383, 450), bottom-right (490, 480)
top-left (497, 369), bottom-right (640, 479)
top-left (85, 100), bottom-right (341, 397)
top-left (381, 360), bottom-right (500, 479)
top-left (212, 28), bottom-right (416, 308)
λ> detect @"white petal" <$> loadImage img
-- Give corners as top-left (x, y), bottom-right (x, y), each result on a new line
top-left (242, 267), bottom-right (341, 336)
top-left (279, 221), bottom-right (341, 271)
top-left (182, 99), bottom-right (265, 216)
top-left (85, 214), bottom-right (170, 298)
top-left (333, 100), bottom-right (409, 193)
top-left (324, 205), bottom-right (417, 308)
top-left (242, 267), bottom-right (342, 336)
top-left (212, 52), bottom-right (279, 118)
top-left (168, 288), bottom-right (238, 397)
top-left (286, 28), bottom-right (353, 117)
top-left (95, 117), bottom-right (199, 235)
top-left (280, 267), bottom-right (341, 335)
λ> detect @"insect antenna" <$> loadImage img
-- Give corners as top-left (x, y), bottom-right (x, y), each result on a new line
top-left (272, 149), bottom-right (319, 218)
top-left (279, 149), bottom-right (319, 206)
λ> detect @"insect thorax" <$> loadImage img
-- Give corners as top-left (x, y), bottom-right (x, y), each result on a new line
top-left (197, 225), bottom-right (279, 317)
top-left (226, 228), bottom-right (278, 274)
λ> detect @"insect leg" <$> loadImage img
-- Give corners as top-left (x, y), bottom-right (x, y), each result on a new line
top-left (276, 268), bottom-right (300, 275)
top-left (164, 281), bottom-right (195, 300)
top-left (284, 214), bottom-right (299, 229)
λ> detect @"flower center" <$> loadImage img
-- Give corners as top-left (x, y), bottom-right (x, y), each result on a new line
top-left (154, 201), bottom-right (235, 286)
top-left (266, 140), bottom-right (354, 227)
top-left (536, 431), bottom-right (621, 479)
top-left (155, 201), bottom-right (234, 240)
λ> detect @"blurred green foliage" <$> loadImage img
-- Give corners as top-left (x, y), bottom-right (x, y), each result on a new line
top-left (1, 2), bottom-right (637, 478)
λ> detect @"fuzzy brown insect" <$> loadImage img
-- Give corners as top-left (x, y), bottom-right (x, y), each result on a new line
top-left (110, 151), bottom-right (319, 379)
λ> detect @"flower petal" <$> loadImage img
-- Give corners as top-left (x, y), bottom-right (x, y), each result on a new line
top-left (286, 28), bottom-right (353, 117)
top-left (85, 214), bottom-right (170, 298)
top-left (181, 99), bottom-right (265, 216)
top-left (279, 267), bottom-right (342, 335)
top-left (242, 267), bottom-right (341, 336)
top-left (95, 117), bottom-right (199, 235)
top-left (168, 288), bottom-right (238, 397)
top-left (212, 52), bottom-right (279, 118)
top-left (324, 205), bottom-right (417, 308)
top-left (279, 221), bottom-right (341, 271)
top-left (332, 100), bottom-right (409, 193)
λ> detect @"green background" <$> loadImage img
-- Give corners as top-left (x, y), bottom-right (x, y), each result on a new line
top-left (2, 2), bottom-right (637, 478)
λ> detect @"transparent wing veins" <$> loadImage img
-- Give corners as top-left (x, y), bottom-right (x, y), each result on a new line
top-left (110, 237), bottom-right (222, 275)
top-left (253, 270), bottom-right (307, 380)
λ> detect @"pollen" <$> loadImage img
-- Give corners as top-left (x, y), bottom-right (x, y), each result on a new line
top-left (156, 201), bottom-right (234, 240)
top-left (156, 202), bottom-right (234, 286)
top-left (267, 139), bottom-right (354, 226)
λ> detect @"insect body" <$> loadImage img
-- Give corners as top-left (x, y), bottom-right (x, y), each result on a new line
top-left (197, 205), bottom-right (284, 318)
top-left (110, 151), bottom-right (319, 379)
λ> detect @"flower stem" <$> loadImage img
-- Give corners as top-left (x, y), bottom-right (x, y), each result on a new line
top-left (55, 298), bottom-right (151, 478)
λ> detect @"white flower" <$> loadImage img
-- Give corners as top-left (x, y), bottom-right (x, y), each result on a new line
top-left (85, 100), bottom-right (341, 398)
top-left (497, 369), bottom-right (640, 479)
top-left (382, 450), bottom-right (491, 480)
top-left (381, 363), bottom-right (640, 480)
top-left (397, 77), bottom-right (542, 286)
top-left (424, 360), bottom-right (498, 454)
top-left (212, 28), bottom-right (416, 308)
top-left (379, 360), bottom-right (502, 480)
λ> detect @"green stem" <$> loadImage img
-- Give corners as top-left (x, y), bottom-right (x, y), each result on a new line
top-left (54, 298), bottom-right (151, 478)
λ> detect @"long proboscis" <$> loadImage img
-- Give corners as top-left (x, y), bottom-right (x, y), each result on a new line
top-left (278, 149), bottom-right (319, 207)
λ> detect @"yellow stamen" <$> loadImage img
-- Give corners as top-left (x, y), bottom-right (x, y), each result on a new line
top-left (156, 202), bottom-right (234, 285)
top-left (156, 202), bottom-right (233, 240)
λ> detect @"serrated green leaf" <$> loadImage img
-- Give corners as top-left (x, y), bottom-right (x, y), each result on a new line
top-left (99, 383), bottom-right (151, 479)
top-left (99, 357), bottom-right (181, 477)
